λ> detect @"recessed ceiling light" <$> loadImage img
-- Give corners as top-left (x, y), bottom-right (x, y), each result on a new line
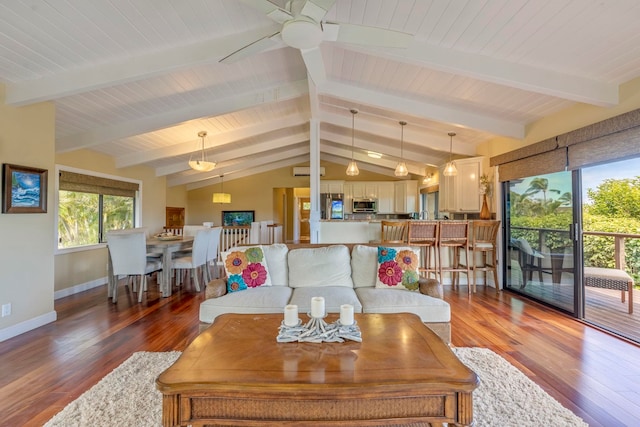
top-left (367, 151), bottom-right (382, 159)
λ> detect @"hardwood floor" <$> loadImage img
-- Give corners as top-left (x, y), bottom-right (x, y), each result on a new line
top-left (1, 280), bottom-right (639, 426)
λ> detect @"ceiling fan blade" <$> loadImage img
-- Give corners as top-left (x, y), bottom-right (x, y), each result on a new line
top-left (239, 0), bottom-right (293, 24)
top-left (300, 47), bottom-right (327, 86)
top-left (300, 0), bottom-right (336, 22)
top-left (219, 32), bottom-right (281, 64)
top-left (324, 22), bottom-right (413, 48)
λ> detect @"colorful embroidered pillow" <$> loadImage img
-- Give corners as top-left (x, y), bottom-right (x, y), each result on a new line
top-left (223, 246), bottom-right (272, 293)
top-left (375, 246), bottom-right (420, 291)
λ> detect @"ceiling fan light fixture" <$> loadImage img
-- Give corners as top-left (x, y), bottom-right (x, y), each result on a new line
top-left (443, 132), bottom-right (458, 177)
top-left (281, 16), bottom-right (323, 49)
top-left (394, 121), bottom-right (408, 177)
top-left (346, 108), bottom-right (359, 176)
top-left (189, 131), bottom-right (216, 172)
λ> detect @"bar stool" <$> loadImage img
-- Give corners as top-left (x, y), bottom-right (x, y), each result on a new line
top-left (380, 220), bottom-right (409, 243)
top-left (407, 220), bottom-right (440, 281)
top-left (467, 220), bottom-right (501, 294)
top-left (438, 221), bottom-right (471, 293)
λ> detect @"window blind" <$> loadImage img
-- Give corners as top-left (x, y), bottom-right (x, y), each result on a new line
top-left (59, 171), bottom-right (139, 197)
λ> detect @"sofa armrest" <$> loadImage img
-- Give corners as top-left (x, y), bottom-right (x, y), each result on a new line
top-left (419, 278), bottom-right (443, 299)
top-left (205, 278), bottom-right (227, 299)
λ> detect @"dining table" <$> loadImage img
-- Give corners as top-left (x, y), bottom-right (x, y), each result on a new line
top-left (146, 235), bottom-right (194, 297)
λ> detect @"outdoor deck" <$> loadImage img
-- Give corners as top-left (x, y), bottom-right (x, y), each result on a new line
top-left (509, 281), bottom-right (639, 342)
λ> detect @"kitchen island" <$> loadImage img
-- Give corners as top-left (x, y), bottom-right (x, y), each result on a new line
top-left (318, 220), bottom-right (382, 243)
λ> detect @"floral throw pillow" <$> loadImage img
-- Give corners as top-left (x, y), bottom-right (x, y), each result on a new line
top-left (223, 246), bottom-right (272, 293)
top-left (375, 246), bottom-right (420, 291)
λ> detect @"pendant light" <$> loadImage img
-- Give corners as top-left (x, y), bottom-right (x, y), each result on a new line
top-left (212, 174), bottom-right (231, 204)
top-left (394, 121), bottom-right (408, 177)
top-left (189, 131), bottom-right (216, 172)
top-left (443, 132), bottom-right (458, 176)
top-left (346, 109), bottom-right (360, 176)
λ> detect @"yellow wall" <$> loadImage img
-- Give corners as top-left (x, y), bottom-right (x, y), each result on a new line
top-left (54, 149), bottom-right (169, 292)
top-left (0, 85), bottom-right (56, 334)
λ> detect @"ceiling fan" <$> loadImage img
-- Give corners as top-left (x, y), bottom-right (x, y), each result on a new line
top-left (221, 0), bottom-right (413, 64)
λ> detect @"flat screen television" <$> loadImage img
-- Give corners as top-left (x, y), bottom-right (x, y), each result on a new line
top-left (222, 210), bottom-right (255, 226)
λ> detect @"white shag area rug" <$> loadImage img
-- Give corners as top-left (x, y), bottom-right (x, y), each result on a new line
top-left (44, 348), bottom-right (587, 427)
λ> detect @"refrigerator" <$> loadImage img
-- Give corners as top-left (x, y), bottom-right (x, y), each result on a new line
top-left (320, 193), bottom-right (344, 220)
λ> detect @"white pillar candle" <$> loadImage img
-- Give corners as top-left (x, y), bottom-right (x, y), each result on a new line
top-left (340, 304), bottom-right (354, 325)
top-left (284, 304), bottom-right (299, 326)
top-left (311, 297), bottom-right (325, 318)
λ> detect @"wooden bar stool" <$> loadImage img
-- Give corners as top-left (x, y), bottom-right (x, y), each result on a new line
top-left (467, 220), bottom-right (501, 294)
top-left (438, 221), bottom-right (471, 293)
top-left (380, 220), bottom-right (409, 243)
top-left (407, 220), bottom-right (440, 281)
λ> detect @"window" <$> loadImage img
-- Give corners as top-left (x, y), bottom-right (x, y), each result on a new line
top-left (57, 169), bottom-right (140, 249)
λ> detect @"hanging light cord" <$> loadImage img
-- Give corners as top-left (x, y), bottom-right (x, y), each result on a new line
top-left (351, 110), bottom-right (356, 160)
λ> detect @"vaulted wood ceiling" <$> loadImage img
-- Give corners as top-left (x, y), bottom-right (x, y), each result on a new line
top-left (2, 0), bottom-right (639, 189)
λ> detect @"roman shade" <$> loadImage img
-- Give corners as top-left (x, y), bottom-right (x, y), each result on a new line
top-left (491, 108), bottom-right (640, 181)
top-left (59, 171), bottom-right (139, 197)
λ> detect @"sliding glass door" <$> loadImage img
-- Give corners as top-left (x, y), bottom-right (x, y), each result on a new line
top-left (504, 171), bottom-right (579, 314)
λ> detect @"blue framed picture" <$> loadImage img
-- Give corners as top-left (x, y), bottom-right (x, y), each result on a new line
top-left (2, 164), bottom-right (48, 213)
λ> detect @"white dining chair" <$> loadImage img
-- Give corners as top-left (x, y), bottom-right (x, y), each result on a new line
top-left (171, 229), bottom-right (209, 292)
top-left (205, 227), bottom-right (223, 282)
top-left (106, 229), bottom-right (162, 303)
top-left (182, 225), bottom-right (210, 237)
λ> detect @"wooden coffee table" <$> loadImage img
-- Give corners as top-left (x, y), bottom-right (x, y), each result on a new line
top-left (157, 313), bottom-right (478, 426)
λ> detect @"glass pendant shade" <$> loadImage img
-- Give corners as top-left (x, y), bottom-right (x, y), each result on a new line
top-left (394, 162), bottom-right (408, 177)
top-left (443, 132), bottom-right (457, 176)
top-left (346, 160), bottom-right (359, 176)
top-left (395, 121), bottom-right (408, 177)
top-left (189, 131), bottom-right (216, 172)
top-left (346, 109), bottom-right (360, 176)
top-left (443, 161), bottom-right (457, 176)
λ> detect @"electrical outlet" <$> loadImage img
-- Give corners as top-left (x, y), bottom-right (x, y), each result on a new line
top-left (1, 303), bottom-right (11, 317)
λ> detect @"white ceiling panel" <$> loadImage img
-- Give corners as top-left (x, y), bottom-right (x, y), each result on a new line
top-left (2, 0), bottom-right (640, 185)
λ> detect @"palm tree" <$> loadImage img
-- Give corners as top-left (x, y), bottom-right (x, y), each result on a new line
top-left (523, 177), bottom-right (560, 204)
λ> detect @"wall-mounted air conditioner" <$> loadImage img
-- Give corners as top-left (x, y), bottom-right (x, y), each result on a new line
top-left (292, 167), bottom-right (325, 177)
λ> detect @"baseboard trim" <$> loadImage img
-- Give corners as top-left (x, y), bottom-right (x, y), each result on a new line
top-left (54, 277), bottom-right (107, 300)
top-left (0, 310), bottom-right (57, 342)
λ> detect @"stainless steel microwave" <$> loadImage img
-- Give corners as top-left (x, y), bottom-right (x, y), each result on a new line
top-left (353, 199), bottom-right (377, 212)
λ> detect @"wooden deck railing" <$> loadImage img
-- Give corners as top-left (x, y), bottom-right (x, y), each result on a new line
top-left (220, 226), bottom-right (251, 252)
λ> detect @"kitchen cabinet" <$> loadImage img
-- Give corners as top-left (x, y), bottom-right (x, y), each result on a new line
top-left (394, 180), bottom-right (418, 213)
top-left (376, 182), bottom-right (395, 214)
top-left (343, 183), bottom-right (353, 214)
top-left (350, 182), bottom-right (377, 199)
top-left (320, 180), bottom-right (344, 195)
top-left (438, 156), bottom-right (483, 212)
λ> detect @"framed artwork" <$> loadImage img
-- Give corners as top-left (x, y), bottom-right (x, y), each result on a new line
top-left (222, 210), bottom-right (255, 226)
top-left (2, 164), bottom-right (48, 213)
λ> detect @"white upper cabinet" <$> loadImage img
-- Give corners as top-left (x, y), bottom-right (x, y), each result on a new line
top-left (394, 181), bottom-right (418, 213)
top-left (377, 182), bottom-right (395, 214)
top-left (438, 156), bottom-right (484, 212)
top-left (320, 180), bottom-right (344, 194)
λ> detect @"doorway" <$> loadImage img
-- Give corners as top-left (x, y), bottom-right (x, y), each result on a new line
top-left (299, 197), bottom-right (311, 242)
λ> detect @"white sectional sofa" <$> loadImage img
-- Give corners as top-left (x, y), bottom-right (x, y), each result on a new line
top-left (199, 243), bottom-right (451, 342)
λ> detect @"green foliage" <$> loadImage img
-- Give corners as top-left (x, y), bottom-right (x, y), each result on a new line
top-left (586, 177), bottom-right (640, 219)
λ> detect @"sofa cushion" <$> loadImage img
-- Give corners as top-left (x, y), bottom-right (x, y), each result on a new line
top-left (289, 287), bottom-right (362, 315)
top-left (355, 288), bottom-right (450, 323)
top-left (375, 246), bottom-right (420, 291)
top-left (288, 245), bottom-right (354, 288)
top-left (222, 246), bottom-right (272, 292)
top-left (199, 286), bottom-right (293, 323)
top-left (351, 245), bottom-right (378, 288)
top-left (262, 243), bottom-right (289, 286)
